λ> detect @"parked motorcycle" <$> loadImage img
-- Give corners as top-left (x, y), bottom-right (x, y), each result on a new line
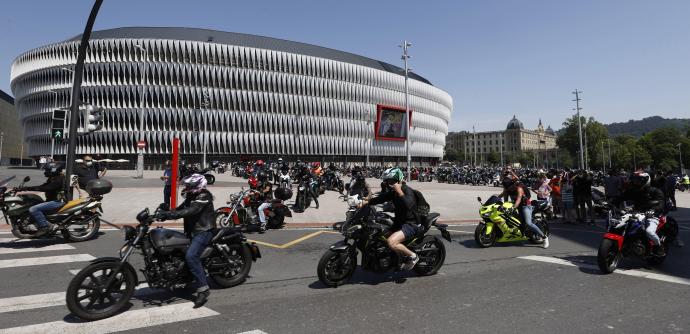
top-left (278, 170), bottom-right (292, 190)
top-left (216, 188), bottom-right (292, 230)
top-left (66, 205), bottom-right (260, 320)
top-left (0, 176), bottom-right (109, 242)
top-left (597, 204), bottom-right (678, 274)
top-left (294, 177), bottom-right (319, 213)
top-left (317, 204), bottom-right (451, 287)
top-left (473, 196), bottom-right (550, 248)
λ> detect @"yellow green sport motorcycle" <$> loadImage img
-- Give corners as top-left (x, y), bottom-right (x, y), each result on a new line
top-left (474, 196), bottom-right (549, 247)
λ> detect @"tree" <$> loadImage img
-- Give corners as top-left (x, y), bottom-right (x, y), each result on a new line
top-left (487, 151), bottom-right (500, 165)
top-left (557, 115), bottom-right (609, 170)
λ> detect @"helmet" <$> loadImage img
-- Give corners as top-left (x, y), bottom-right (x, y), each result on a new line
top-left (501, 176), bottom-right (516, 189)
top-left (629, 172), bottom-right (650, 189)
top-left (274, 187), bottom-right (293, 200)
top-left (43, 162), bottom-right (64, 177)
top-left (381, 167), bottom-right (404, 183)
top-left (256, 160), bottom-right (265, 166)
top-left (278, 158), bottom-right (283, 163)
top-left (248, 176), bottom-right (258, 188)
top-left (181, 174), bottom-right (207, 195)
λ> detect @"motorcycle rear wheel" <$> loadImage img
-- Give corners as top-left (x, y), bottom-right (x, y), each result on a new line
top-left (204, 174), bottom-right (216, 185)
top-left (528, 218), bottom-right (549, 244)
top-left (413, 236), bottom-right (446, 276)
top-left (597, 238), bottom-right (621, 274)
top-left (66, 261), bottom-right (136, 321)
top-left (211, 244), bottom-right (253, 288)
top-left (62, 216), bottom-right (100, 242)
top-left (317, 250), bottom-right (356, 287)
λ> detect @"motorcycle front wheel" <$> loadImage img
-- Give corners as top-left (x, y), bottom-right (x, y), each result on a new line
top-left (204, 174), bottom-right (216, 185)
top-left (317, 249), bottom-right (356, 287)
top-left (474, 223), bottom-right (496, 248)
top-left (597, 238), bottom-right (621, 274)
top-left (211, 244), bottom-right (253, 288)
top-left (66, 261), bottom-right (137, 321)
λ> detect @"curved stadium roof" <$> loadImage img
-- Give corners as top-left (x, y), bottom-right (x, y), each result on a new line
top-left (67, 27), bottom-right (433, 85)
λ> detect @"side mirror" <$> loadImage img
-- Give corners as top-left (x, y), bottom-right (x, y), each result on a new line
top-left (477, 197), bottom-right (482, 203)
top-left (23, 176), bottom-right (30, 182)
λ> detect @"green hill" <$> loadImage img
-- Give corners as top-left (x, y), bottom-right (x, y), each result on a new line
top-left (605, 116), bottom-right (690, 137)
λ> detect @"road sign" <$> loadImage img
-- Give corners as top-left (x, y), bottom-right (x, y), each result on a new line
top-left (51, 128), bottom-right (64, 140)
top-left (137, 141), bottom-right (146, 149)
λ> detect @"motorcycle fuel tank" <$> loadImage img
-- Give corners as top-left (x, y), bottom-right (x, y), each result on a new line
top-left (150, 228), bottom-right (191, 255)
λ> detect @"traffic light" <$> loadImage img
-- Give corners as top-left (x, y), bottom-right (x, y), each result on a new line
top-left (51, 109), bottom-right (66, 140)
top-left (83, 105), bottom-right (104, 132)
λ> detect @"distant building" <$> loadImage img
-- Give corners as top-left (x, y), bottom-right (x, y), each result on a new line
top-left (0, 90), bottom-right (25, 165)
top-left (445, 115), bottom-right (557, 165)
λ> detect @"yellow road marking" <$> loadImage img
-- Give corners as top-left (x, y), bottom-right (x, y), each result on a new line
top-left (248, 230), bottom-right (339, 249)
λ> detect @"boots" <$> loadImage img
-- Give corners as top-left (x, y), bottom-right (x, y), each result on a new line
top-left (194, 288), bottom-right (210, 308)
top-left (653, 245), bottom-right (666, 257)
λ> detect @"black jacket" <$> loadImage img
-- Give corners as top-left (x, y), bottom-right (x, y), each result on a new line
top-left (620, 186), bottom-right (665, 213)
top-left (368, 184), bottom-right (417, 229)
top-left (166, 189), bottom-right (216, 236)
top-left (26, 175), bottom-right (64, 201)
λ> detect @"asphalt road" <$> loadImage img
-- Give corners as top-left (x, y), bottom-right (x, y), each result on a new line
top-left (1, 215), bottom-right (690, 334)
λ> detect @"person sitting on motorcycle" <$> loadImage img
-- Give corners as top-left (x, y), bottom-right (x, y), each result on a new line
top-left (23, 162), bottom-right (66, 236)
top-left (348, 166), bottom-right (371, 199)
top-left (296, 164), bottom-right (319, 209)
top-left (255, 172), bottom-right (274, 232)
top-left (253, 160), bottom-right (265, 177)
top-left (157, 174), bottom-right (216, 308)
top-left (497, 175), bottom-right (550, 248)
top-left (618, 172), bottom-right (667, 256)
top-left (359, 168), bottom-right (420, 270)
top-left (312, 162), bottom-right (323, 177)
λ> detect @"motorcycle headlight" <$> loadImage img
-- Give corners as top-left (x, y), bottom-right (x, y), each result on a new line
top-left (122, 225), bottom-right (136, 241)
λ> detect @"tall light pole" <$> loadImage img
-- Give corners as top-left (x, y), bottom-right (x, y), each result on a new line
top-left (678, 143), bottom-right (684, 174)
top-left (473, 126), bottom-right (477, 166)
top-left (134, 44), bottom-right (148, 178)
top-left (48, 90), bottom-right (58, 159)
top-left (583, 120), bottom-right (589, 170)
top-left (500, 132), bottom-right (504, 167)
top-left (201, 90), bottom-right (210, 167)
top-left (601, 141), bottom-right (606, 173)
top-left (0, 132), bottom-right (4, 166)
top-left (572, 89), bottom-right (584, 170)
top-left (366, 110), bottom-right (372, 167)
top-left (608, 138), bottom-right (612, 168)
top-left (400, 41), bottom-right (412, 181)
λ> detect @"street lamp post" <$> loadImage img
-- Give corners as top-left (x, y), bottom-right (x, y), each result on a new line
top-left (400, 41), bottom-right (412, 181)
top-left (48, 90), bottom-right (58, 159)
top-left (0, 132), bottom-right (4, 166)
top-left (573, 89), bottom-right (584, 170)
top-left (366, 110), bottom-right (372, 167)
top-left (134, 44), bottom-right (148, 178)
top-left (500, 132), bottom-right (504, 167)
top-left (678, 143), bottom-right (684, 175)
top-left (201, 91), bottom-right (210, 168)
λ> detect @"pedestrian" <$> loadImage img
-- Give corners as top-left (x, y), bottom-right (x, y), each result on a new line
top-left (38, 156), bottom-right (47, 169)
top-left (604, 169), bottom-right (623, 210)
top-left (560, 175), bottom-right (576, 224)
top-left (161, 160), bottom-right (172, 208)
top-left (572, 170), bottom-right (594, 225)
top-left (664, 171), bottom-right (677, 211)
top-left (74, 155), bottom-right (106, 189)
top-left (549, 172), bottom-right (562, 218)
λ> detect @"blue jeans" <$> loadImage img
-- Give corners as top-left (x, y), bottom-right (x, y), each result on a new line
top-left (521, 205), bottom-right (545, 239)
top-left (28, 201), bottom-right (64, 228)
top-left (185, 230), bottom-right (214, 291)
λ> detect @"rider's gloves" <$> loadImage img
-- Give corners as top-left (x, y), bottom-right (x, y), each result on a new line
top-left (157, 211), bottom-right (171, 221)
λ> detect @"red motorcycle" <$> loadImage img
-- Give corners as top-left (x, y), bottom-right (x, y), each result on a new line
top-left (216, 188), bottom-right (292, 231)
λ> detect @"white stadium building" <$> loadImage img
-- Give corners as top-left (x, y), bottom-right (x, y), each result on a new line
top-left (10, 27), bottom-right (452, 165)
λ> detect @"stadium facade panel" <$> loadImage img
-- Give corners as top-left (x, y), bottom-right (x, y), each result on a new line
top-left (10, 27), bottom-right (452, 163)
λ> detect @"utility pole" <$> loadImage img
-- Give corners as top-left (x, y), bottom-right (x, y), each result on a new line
top-left (134, 44), bottom-right (148, 178)
top-left (601, 141), bottom-right (606, 173)
top-left (572, 89), bottom-right (584, 170)
top-left (679, 143), bottom-right (684, 174)
top-left (608, 139), bottom-right (612, 168)
top-left (48, 90), bottom-right (58, 159)
top-left (64, 0), bottom-right (103, 199)
top-left (400, 41), bottom-right (412, 181)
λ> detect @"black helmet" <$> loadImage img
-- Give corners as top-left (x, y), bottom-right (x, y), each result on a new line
top-left (274, 187), bottom-right (293, 200)
top-left (501, 177), bottom-right (516, 189)
top-left (44, 162), bottom-right (64, 177)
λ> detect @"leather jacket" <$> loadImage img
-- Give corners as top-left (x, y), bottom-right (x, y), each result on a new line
top-left (620, 185), bottom-right (665, 214)
top-left (166, 189), bottom-right (216, 236)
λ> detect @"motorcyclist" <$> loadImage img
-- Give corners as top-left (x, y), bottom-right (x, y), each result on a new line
top-left (253, 160), bottom-right (265, 177)
top-left (23, 162), bottom-right (65, 236)
top-left (312, 162), bottom-right (323, 177)
top-left (348, 166), bottom-right (371, 199)
top-left (497, 173), bottom-right (550, 248)
top-left (255, 172), bottom-right (274, 232)
top-left (359, 168), bottom-right (420, 270)
top-left (618, 172), bottom-right (666, 256)
top-left (296, 164), bottom-right (319, 209)
top-left (157, 174), bottom-right (216, 308)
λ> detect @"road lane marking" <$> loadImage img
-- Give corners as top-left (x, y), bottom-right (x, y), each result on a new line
top-left (0, 302), bottom-right (219, 334)
top-left (0, 254), bottom-right (95, 269)
top-left (237, 330), bottom-right (269, 334)
top-left (248, 231), bottom-right (339, 249)
top-left (0, 244), bottom-right (75, 255)
top-left (447, 229), bottom-right (473, 235)
top-left (519, 255), bottom-right (690, 286)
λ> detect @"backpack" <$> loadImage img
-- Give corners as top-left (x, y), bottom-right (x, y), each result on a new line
top-left (410, 187), bottom-right (430, 217)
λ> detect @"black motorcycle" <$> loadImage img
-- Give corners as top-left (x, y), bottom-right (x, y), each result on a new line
top-left (317, 205), bottom-right (451, 287)
top-left (321, 170), bottom-right (345, 193)
top-left (66, 206), bottom-right (260, 321)
top-left (294, 177), bottom-right (318, 213)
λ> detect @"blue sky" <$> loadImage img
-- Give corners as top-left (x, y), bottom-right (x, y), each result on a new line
top-left (1, 0), bottom-right (689, 132)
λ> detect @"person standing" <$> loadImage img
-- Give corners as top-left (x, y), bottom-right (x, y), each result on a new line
top-left (74, 155), bottom-right (102, 189)
top-left (549, 172), bottom-right (562, 218)
top-left (604, 170), bottom-right (623, 210)
top-left (573, 170), bottom-right (594, 225)
top-left (161, 160), bottom-right (172, 208)
top-left (664, 171), bottom-right (677, 211)
top-left (560, 175), bottom-right (576, 224)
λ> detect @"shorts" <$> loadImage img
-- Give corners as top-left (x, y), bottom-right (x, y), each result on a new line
top-left (400, 223), bottom-right (420, 239)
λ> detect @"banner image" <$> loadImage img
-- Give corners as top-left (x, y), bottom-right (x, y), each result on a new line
top-left (375, 105), bottom-right (412, 141)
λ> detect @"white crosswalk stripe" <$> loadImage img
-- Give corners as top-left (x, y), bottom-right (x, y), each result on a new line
top-left (237, 330), bottom-right (270, 334)
top-left (0, 254), bottom-right (95, 269)
top-left (519, 255), bottom-right (690, 286)
top-left (0, 302), bottom-right (219, 334)
top-left (0, 244), bottom-right (75, 255)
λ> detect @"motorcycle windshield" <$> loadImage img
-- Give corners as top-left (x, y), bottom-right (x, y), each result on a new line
top-left (0, 176), bottom-right (16, 188)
